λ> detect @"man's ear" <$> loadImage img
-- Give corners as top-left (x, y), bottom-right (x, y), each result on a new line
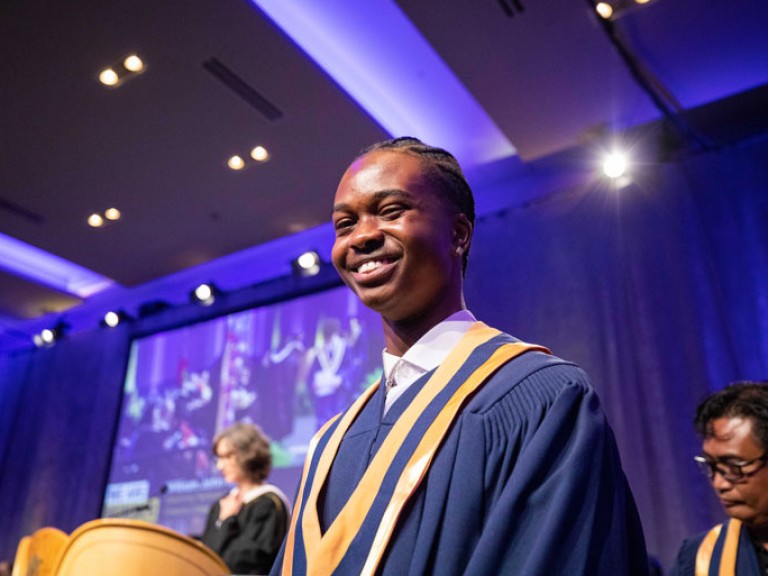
top-left (452, 213), bottom-right (472, 254)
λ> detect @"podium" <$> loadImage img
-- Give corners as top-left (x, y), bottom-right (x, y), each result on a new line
top-left (13, 519), bottom-right (229, 576)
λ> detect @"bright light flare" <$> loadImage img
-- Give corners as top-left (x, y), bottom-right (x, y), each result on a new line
top-left (603, 152), bottom-right (628, 179)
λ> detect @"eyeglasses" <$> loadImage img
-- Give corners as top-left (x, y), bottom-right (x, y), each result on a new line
top-left (215, 451), bottom-right (236, 463)
top-left (694, 453), bottom-right (768, 482)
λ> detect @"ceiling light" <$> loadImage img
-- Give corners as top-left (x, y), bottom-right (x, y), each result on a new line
top-left (34, 321), bottom-right (68, 347)
top-left (99, 68), bottom-right (119, 86)
top-left (292, 251), bottom-right (321, 277)
top-left (595, 2), bottom-right (614, 19)
top-left (102, 309), bottom-right (130, 328)
top-left (227, 155), bottom-right (245, 170)
top-left (104, 208), bottom-right (122, 221)
top-left (98, 54), bottom-right (146, 88)
top-left (123, 54), bottom-right (144, 72)
top-left (250, 146), bottom-right (269, 162)
top-left (190, 283), bottom-right (220, 306)
top-left (88, 213), bottom-right (104, 227)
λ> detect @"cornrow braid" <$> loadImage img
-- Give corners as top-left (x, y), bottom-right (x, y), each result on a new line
top-left (354, 137), bottom-right (475, 275)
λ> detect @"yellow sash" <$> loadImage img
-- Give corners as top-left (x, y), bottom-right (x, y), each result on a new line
top-left (695, 519), bottom-right (742, 576)
top-left (282, 322), bottom-right (548, 576)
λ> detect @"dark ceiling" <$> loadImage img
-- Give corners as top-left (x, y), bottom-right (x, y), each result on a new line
top-left (1, 0), bottom-right (766, 351)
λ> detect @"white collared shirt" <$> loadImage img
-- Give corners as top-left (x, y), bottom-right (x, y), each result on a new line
top-left (382, 310), bottom-right (477, 414)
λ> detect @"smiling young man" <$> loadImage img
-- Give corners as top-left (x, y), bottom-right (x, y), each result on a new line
top-left (270, 137), bottom-right (647, 576)
top-left (669, 382), bottom-right (768, 576)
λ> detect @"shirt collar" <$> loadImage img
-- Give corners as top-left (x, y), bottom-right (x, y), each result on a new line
top-left (382, 309), bottom-right (476, 382)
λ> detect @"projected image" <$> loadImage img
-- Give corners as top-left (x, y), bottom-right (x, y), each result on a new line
top-left (102, 285), bottom-right (384, 536)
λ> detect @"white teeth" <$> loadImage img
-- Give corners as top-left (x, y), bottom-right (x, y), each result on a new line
top-left (357, 260), bottom-right (383, 274)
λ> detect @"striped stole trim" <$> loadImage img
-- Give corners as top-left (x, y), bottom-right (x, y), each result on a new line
top-left (695, 519), bottom-right (742, 576)
top-left (282, 322), bottom-right (549, 576)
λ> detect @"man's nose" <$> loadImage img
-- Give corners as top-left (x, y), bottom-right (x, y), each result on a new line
top-left (711, 470), bottom-right (734, 491)
top-left (350, 217), bottom-right (384, 249)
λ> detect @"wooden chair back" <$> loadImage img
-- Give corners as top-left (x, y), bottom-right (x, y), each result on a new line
top-left (11, 527), bottom-right (69, 576)
top-left (53, 518), bottom-right (228, 576)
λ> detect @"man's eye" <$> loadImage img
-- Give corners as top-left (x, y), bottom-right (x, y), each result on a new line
top-left (380, 205), bottom-right (405, 219)
top-left (334, 217), bottom-right (354, 232)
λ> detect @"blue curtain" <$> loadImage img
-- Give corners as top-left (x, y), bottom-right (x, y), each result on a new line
top-left (1, 137), bottom-right (766, 568)
top-left (465, 138), bottom-right (768, 567)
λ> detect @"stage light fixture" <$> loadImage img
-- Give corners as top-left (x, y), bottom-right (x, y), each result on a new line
top-left (292, 251), bottom-right (321, 278)
top-left (191, 283), bottom-right (220, 306)
top-left (33, 321), bottom-right (68, 347)
top-left (102, 310), bottom-right (131, 328)
top-left (595, 2), bottom-right (614, 18)
top-left (602, 152), bottom-right (628, 179)
top-left (593, 0), bottom-right (659, 20)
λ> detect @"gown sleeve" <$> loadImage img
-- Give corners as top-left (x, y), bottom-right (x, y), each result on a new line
top-left (458, 364), bottom-right (648, 576)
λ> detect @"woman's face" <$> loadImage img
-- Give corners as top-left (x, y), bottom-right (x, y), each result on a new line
top-left (214, 437), bottom-right (245, 484)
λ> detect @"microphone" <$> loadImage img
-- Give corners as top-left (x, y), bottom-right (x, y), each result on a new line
top-left (108, 484), bottom-right (168, 518)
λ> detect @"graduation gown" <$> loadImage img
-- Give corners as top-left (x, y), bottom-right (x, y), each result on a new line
top-left (202, 488), bottom-right (289, 575)
top-left (271, 324), bottom-right (647, 576)
top-left (669, 519), bottom-right (764, 576)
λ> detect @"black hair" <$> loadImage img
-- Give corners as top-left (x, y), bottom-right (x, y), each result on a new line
top-left (354, 137), bottom-right (475, 274)
top-left (694, 381), bottom-right (768, 451)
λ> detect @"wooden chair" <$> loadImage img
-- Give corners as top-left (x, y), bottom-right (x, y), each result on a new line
top-left (52, 518), bottom-right (229, 576)
top-left (11, 527), bottom-right (69, 576)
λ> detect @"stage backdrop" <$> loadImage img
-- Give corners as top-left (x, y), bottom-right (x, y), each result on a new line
top-left (1, 136), bottom-right (766, 569)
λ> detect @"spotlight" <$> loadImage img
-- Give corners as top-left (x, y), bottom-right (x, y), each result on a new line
top-left (191, 283), bottom-right (220, 306)
top-left (102, 310), bottom-right (131, 328)
top-left (33, 321), bottom-right (68, 347)
top-left (595, 2), bottom-right (614, 18)
top-left (292, 251), bottom-right (321, 277)
top-left (594, 0), bottom-right (658, 20)
top-left (602, 152), bottom-right (628, 179)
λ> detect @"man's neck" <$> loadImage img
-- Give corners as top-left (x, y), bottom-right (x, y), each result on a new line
top-left (382, 305), bottom-right (466, 357)
top-left (749, 524), bottom-right (768, 549)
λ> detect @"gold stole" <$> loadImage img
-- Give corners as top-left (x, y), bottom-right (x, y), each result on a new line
top-left (282, 322), bottom-right (549, 576)
top-left (695, 519), bottom-right (742, 576)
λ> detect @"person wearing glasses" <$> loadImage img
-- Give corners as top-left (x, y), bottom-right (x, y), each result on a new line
top-left (669, 381), bottom-right (768, 576)
top-left (202, 422), bottom-right (290, 575)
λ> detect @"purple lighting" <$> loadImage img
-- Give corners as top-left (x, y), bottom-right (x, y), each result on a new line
top-left (250, 0), bottom-right (516, 169)
top-left (0, 232), bottom-right (114, 298)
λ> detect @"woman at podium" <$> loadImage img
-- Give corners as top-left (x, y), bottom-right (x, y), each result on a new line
top-left (202, 423), bottom-right (290, 575)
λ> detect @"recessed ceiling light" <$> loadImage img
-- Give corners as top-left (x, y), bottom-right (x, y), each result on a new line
top-left (227, 155), bottom-right (245, 170)
top-left (104, 208), bottom-right (121, 221)
top-left (250, 146), bottom-right (269, 162)
top-left (99, 68), bottom-right (119, 86)
top-left (123, 55), bottom-right (144, 72)
top-left (88, 213), bottom-right (104, 227)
